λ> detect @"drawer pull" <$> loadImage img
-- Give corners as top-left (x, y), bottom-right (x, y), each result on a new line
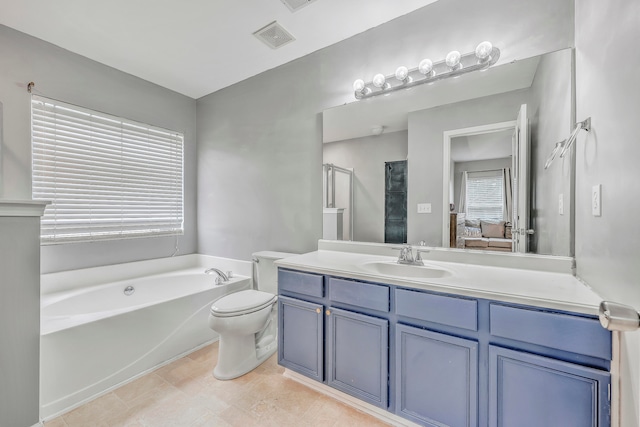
top-left (316, 308), bottom-right (321, 314)
top-left (326, 310), bottom-right (331, 316)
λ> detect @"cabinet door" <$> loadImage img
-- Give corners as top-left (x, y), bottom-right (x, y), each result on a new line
top-left (278, 296), bottom-right (324, 381)
top-left (396, 324), bottom-right (478, 427)
top-left (489, 345), bottom-right (610, 427)
top-left (327, 307), bottom-right (389, 408)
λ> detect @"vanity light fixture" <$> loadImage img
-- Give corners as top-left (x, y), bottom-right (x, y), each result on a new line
top-left (352, 41), bottom-right (500, 100)
top-left (544, 117), bottom-right (591, 169)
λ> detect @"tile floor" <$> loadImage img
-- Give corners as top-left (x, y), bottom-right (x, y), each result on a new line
top-left (44, 342), bottom-right (390, 427)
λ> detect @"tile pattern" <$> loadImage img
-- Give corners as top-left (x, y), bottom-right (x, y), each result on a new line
top-left (45, 342), bottom-right (390, 427)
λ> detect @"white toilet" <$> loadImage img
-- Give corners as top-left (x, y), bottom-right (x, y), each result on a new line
top-left (208, 251), bottom-right (295, 380)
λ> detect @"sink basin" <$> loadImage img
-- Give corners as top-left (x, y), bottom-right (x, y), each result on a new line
top-left (359, 261), bottom-right (452, 279)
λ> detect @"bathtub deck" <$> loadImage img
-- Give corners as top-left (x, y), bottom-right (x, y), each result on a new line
top-left (44, 342), bottom-right (389, 427)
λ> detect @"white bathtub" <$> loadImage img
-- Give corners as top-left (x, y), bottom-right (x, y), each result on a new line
top-left (40, 255), bottom-right (252, 420)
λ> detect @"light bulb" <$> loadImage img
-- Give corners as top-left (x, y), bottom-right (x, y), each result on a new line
top-left (353, 79), bottom-right (365, 93)
top-left (418, 59), bottom-right (434, 76)
top-left (395, 66), bottom-right (409, 81)
top-left (372, 73), bottom-right (386, 88)
top-left (475, 41), bottom-right (493, 61)
top-left (446, 50), bottom-right (461, 69)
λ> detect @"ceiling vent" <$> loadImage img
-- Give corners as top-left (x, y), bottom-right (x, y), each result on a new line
top-left (253, 21), bottom-right (296, 49)
top-left (280, 0), bottom-right (317, 12)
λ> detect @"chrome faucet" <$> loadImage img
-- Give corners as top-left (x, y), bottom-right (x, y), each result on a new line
top-left (205, 268), bottom-right (229, 285)
top-left (393, 244), bottom-right (428, 266)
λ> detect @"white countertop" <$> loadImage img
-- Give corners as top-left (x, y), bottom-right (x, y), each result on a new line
top-left (276, 250), bottom-right (604, 316)
top-left (0, 199), bottom-right (49, 216)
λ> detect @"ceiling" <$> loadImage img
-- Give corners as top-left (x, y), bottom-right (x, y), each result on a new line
top-left (0, 0), bottom-right (439, 99)
top-left (451, 129), bottom-right (513, 162)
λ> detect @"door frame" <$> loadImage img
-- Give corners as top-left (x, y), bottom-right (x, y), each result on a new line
top-left (441, 120), bottom-right (517, 247)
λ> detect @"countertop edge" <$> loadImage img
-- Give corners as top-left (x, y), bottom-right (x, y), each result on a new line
top-left (276, 253), bottom-right (602, 317)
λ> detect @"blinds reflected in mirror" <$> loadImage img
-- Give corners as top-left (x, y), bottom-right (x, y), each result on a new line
top-left (465, 170), bottom-right (504, 221)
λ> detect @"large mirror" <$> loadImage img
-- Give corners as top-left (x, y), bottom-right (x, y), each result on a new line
top-left (323, 48), bottom-right (574, 256)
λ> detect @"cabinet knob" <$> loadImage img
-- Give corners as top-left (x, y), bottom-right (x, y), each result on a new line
top-left (326, 310), bottom-right (331, 316)
top-left (316, 308), bottom-right (321, 314)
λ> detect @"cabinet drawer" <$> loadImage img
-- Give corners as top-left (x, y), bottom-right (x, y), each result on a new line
top-left (328, 277), bottom-right (389, 312)
top-left (396, 288), bottom-right (478, 331)
top-left (489, 304), bottom-right (612, 360)
top-left (278, 269), bottom-right (324, 298)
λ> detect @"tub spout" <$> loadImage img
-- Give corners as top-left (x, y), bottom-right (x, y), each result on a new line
top-left (205, 268), bottom-right (229, 284)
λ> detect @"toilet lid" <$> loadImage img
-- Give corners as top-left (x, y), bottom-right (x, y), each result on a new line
top-left (210, 290), bottom-right (276, 317)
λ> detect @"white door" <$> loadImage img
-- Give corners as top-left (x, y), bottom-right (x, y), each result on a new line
top-left (512, 104), bottom-right (531, 253)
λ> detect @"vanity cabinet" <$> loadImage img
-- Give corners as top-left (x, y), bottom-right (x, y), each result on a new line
top-left (327, 307), bottom-right (388, 408)
top-left (278, 270), bottom-right (390, 408)
top-left (278, 296), bottom-right (324, 381)
top-left (396, 324), bottom-right (478, 427)
top-left (489, 345), bottom-right (610, 427)
top-left (277, 267), bottom-right (612, 427)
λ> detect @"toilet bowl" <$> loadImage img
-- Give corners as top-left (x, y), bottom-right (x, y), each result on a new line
top-left (207, 251), bottom-right (295, 380)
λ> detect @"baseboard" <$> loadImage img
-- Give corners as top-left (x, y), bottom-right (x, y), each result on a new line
top-left (283, 369), bottom-right (420, 427)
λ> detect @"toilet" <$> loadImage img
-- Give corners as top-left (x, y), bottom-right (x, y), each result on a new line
top-left (208, 251), bottom-right (295, 380)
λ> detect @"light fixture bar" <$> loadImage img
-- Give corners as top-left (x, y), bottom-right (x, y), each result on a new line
top-left (353, 42), bottom-right (501, 100)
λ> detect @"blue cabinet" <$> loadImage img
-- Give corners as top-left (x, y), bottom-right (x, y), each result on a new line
top-left (278, 295), bottom-right (324, 381)
top-left (327, 307), bottom-right (389, 408)
top-left (489, 345), bottom-right (610, 427)
top-left (277, 268), bottom-right (612, 427)
top-left (396, 324), bottom-right (478, 427)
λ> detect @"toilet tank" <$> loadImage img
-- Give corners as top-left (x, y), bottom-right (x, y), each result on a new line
top-left (252, 251), bottom-right (297, 294)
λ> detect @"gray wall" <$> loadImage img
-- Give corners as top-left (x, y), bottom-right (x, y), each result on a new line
top-left (0, 216), bottom-right (40, 427)
top-left (528, 49), bottom-right (573, 256)
top-left (407, 89), bottom-right (530, 246)
top-left (0, 25), bottom-right (198, 273)
top-left (196, 0), bottom-right (574, 260)
top-left (324, 131), bottom-right (408, 243)
top-left (453, 157), bottom-right (512, 211)
top-left (574, 2), bottom-right (640, 425)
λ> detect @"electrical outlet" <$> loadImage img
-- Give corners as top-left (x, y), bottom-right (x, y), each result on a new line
top-left (417, 203), bottom-right (432, 214)
top-left (559, 193), bottom-right (564, 215)
top-left (592, 184), bottom-right (602, 216)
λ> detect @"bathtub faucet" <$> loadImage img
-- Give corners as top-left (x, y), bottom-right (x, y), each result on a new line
top-left (205, 268), bottom-right (229, 285)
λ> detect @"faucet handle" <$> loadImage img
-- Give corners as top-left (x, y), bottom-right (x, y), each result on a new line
top-left (392, 246), bottom-right (408, 262)
top-left (415, 248), bottom-right (429, 264)
top-left (404, 245), bottom-right (414, 262)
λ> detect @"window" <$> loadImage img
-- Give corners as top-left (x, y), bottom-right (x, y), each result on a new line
top-left (465, 170), bottom-right (504, 221)
top-left (31, 96), bottom-right (184, 244)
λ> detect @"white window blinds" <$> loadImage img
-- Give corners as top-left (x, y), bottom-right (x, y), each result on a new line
top-left (31, 96), bottom-right (184, 244)
top-left (465, 170), bottom-right (504, 221)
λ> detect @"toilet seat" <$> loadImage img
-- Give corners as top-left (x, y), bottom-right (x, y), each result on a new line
top-left (210, 290), bottom-right (277, 318)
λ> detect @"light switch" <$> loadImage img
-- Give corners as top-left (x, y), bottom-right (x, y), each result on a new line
top-left (592, 184), bottom-right (602, 216)
top-left (558, 193), bottom-right (564, 215)
top-left (417, 203), bottom-right (432, 214)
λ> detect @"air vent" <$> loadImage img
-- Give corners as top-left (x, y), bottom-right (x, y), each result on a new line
top-left (280, 0), bottom-right (317, 12)
top-left (253, 21), bottom-right (296, 49)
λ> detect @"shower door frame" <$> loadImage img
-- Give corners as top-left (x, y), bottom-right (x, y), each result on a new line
top-left (323, 163), bottom-right (354, 241)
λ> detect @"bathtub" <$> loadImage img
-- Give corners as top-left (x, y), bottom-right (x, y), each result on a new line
top-left (40, 254), bottom-right (252, 420)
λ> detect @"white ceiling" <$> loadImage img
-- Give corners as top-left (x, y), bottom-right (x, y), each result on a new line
top-left (0, 0), bottom-right (439, 99)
